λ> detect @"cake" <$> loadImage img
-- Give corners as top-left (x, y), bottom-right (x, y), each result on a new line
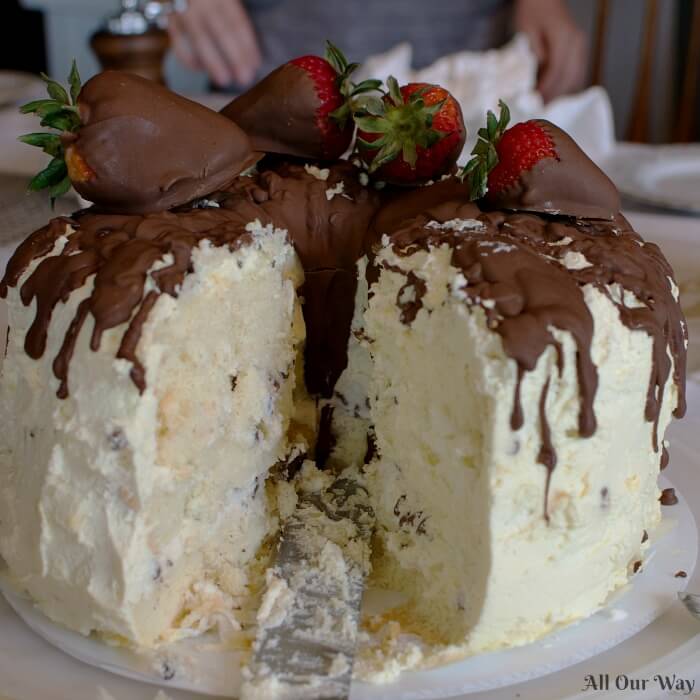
top-left (0, 55), bottom-right (687, 683)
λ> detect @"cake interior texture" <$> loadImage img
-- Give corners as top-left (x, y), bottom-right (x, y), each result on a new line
top-left (0, 157), bottom-right (687, 677)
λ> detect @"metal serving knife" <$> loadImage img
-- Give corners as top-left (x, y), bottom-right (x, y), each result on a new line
top-left (241, 475), bottom-right (374, 700)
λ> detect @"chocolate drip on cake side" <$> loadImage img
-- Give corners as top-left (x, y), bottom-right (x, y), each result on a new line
top-left (387, 209), bottom-right (599, 440)
top-left (1, 161), bottom-right (381, 403)
top-left (538, 378), bottom-right (556, 521)
top-left (218, 161), bottom-right (381, 398)
top-left (1, 209), bottom-right (255, 397)
top-left (379, 180), bottom-right (687, 516)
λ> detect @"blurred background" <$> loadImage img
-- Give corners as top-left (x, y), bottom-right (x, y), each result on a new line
top-left (1, 0), bottom-right (698, 142)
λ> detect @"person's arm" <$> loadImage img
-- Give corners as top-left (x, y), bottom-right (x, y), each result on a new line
top-left (514, 0), bottom-right (588, 102)
top-left (168, 0), bottom-right (261, 87)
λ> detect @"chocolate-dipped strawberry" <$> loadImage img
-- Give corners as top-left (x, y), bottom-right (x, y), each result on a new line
top-left (20, 64), bottom-right (258, 214)
top-left (461, 101), bottom-right (620, 219)
top-left (221, 42), bottom-right (381, 161)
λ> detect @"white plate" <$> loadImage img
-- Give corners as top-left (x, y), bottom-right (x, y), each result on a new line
top-left (604, 144), bottom-right (700, 215)
top-left (1, 471), bottom-right (696, 700)
top-left (0, 71), bottom-right (44, 108)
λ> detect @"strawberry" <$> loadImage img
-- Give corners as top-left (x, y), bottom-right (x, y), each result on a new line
top-left (222, 42), bottom-right (381, 161)
top-left (354, 77), bottom-right (465, 184)
top-left (486, 121), bottom-right (557, 195)
top-left (19, 64), bottom-right (257, 213)
top-left (287, 46), bottom-right (365, 160)
top-left (460, 100), bottom-right (557, 200)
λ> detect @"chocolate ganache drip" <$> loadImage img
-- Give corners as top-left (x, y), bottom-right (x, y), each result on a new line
top-left (212, 160), bottom-right (381, 397)
top-left (1, 160), bottom-right (381, 400)
top-left (1, 209), bottom-right (256, 396)
top-left (379, 178), bottom-right (686, 513)
top-left (387, 206), bottom-right (599, 440)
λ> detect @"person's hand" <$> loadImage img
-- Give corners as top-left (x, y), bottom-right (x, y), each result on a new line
top-left (168, 0), bottom-right (262, 87)
top-left (514, 0), bottom-right (588, 103)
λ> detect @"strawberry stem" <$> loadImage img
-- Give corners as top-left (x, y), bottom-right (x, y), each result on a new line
top-left (354, 77), bottom-right (446, 172)
top-left (324, 40), bottom-right (384, 131)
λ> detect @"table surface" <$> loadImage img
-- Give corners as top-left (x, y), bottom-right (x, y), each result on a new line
top-left (0, 101), bottom-right (699, 700)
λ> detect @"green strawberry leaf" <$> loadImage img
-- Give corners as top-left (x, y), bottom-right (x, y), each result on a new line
top-left (28, 157), bottom-right (68, 192)
top-left (351, 79), bottom-right (383, 95)
top-left (409, 86), bottom-right (430, 103)
top-left (360, 95), bottom-right (385, 116)
top-left (325, 40), bottom-right (348, 74)
top-left (472, 139), bottom-right (490, 157)
top-left (421, 129), bottom-right (444, 149)
top-left (48, 175), bottom-right (72, 201)
top-left (329, 102), bottom-right (351, 129)
top-left (369, 140), bottom-right (401, 172)
top-left (424, 99), bottom-right (446, 118)
top-left (356, 135), bottom-right (382, 150)
top-left (461, 158), bottom-right (489, 200)
top-left (486, 144), bottom-right (498, 171)
top-left (353, 115), bottom-right (392, 134)
top-left (461, 157), bottom-right (479, 175)
top-left (401, 141), bottom-right (417, 168)
top-left (18, 132), bottom-right (63, 157)
top-left (486, 110), bottom-right (498, 140)
top-left (458, 99), bottom-right (511, 199)
top-left (40, 72), bottom-right (70, 105)
top-left (20, 99), bottom-right (63, 116)
top-left (68, 60), bottom-right (82, 105)
top-left (36, 103), bottom-right (70, 120)
top-left (497, 99), bottom-right (511, 132)
top-left (39, 108), bottom-right (80, 132)
top-left (20, 60), bottom-right (83, 201)
top-left (386, 76), bottom-right (403, 107)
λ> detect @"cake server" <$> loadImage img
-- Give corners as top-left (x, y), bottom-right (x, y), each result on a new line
top-left (241, 475), bottom-right (374, 700)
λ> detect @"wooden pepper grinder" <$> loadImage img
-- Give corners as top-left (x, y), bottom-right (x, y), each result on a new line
top-left (91, 0), bottom-right (185, 85)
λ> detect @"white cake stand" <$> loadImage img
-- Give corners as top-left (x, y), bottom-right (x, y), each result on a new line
top-left (1, 471), bottom-right (696, 700)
